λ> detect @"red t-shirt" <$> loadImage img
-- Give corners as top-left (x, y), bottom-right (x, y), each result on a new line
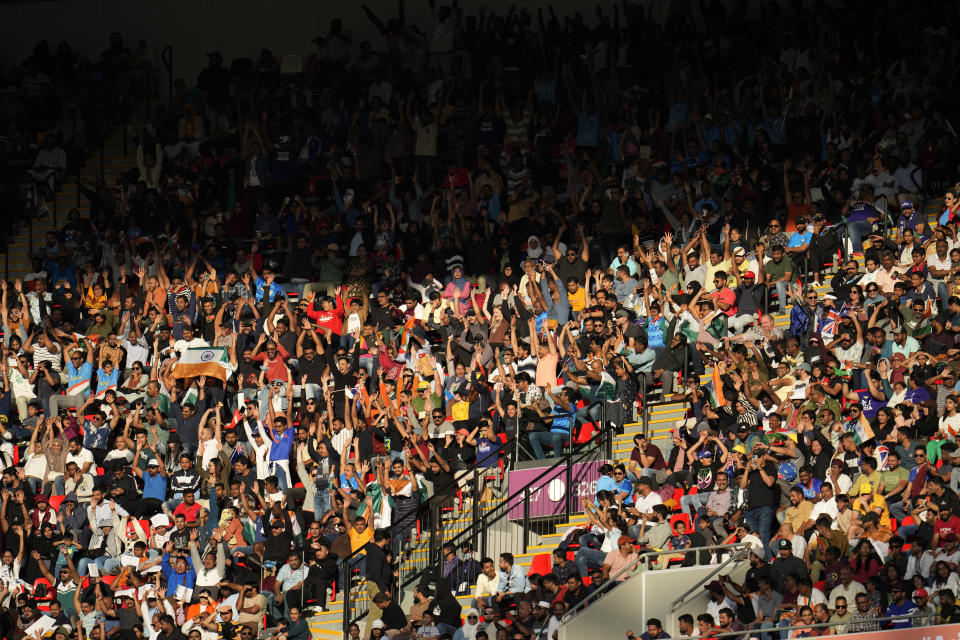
top-left (173, 501), bottom-right (203, 523)
top-left (933, 514), bottom-right (960, 546)
top-left (252, 346), bottom-right (290, 383)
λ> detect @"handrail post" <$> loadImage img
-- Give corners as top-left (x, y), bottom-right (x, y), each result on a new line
top-left (342, 558), bottom-right (351, 635)
top-left (565, 451), bottom-right (573, 519)
top-left (642, 378), bottom-right (649, 438)
top-left (522, 488), bottom-right (530, 553)
top-left (99, 144), bottom-right (104, 182)
top-left (471, 471), bottom-right (480, 548)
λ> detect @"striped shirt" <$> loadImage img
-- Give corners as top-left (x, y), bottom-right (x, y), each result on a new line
top-left (32, 345), bottom-right (62, 371)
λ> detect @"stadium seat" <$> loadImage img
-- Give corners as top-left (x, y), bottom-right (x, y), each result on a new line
top-left (670, 513), bottom-right (692, 533)
top-left (527, 553), bottom-right (551, 577)
top-left (48, 495), bottom-right (65, 512)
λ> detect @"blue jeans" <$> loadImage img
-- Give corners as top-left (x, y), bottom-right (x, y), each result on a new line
top-left (314, 487), bottom-right (333, 517)
top-left (529, 431), bottom-right (568, 459)
top-left (271, 461), bottom-right (290, 491)
top-left (163, 493), bottom-right (184, 512)
top-left (575, 548), bottom-right (606, 578)
top-left (746, 506), bottom-right (775, 550)
top-left (77, 556), bottom-right (121, 576)
top-left (847, 219), bottom-right (874, 254)
top-left (680, 491), bottom-right (710, 516)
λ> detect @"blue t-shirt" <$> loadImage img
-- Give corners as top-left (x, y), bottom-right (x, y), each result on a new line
top-left (884, 601), bottom-right (916, 628)
top-left (269, 426), bottom-right (295, 462)
top-left (476, 438), bottom-right (499, 469)
top-left (95, 367), bottom-right (119, 393)
top-left (787, 230), bottom-right (812, 248)
top-left (66, 361), bottom-right (93, 396)
top-left (857, 390), bottom-right (887, 419)
top-left (143, 471), bottom-right (167, 502)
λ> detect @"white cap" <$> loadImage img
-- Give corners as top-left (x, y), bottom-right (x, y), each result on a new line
top-left (537, 601), bottom-right (552, 609)
top-left (150, 514), bottom-right (170, 528)
top-left (371, 620), bottom-right (385, 629)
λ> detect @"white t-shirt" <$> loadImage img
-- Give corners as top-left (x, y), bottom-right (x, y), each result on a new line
top-left (634, 491), bottom-right (664, 515)
top-left (66, 448), bottom-right (96, 472)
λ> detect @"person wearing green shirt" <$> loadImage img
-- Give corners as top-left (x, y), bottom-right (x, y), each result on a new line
top-left (763, 245), bottom-right (793, 312)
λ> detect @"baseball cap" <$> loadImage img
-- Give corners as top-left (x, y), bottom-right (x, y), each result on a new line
top-left (743, 270), bottom-right (756, 279)
top-left (901, 201), bottom-right (914, 210)
top-left (537, 601), bottom-right (552, 609)
top-left (778, 539), bottom-right (792, 550)
top-left (371, 621), bottom-right (385, 629)
top-left (732, 247), bottom-right (746, 257)
top-left (732, 444), bottom-right (747, 455)
top-left (698, 449), bottom-right (714, 459)
top-left (859, 484), bottom-right (873, 494)
top-left (913, 588), bottom-right (929, 598)
top-left (618, 535), bottom-right (635, 546)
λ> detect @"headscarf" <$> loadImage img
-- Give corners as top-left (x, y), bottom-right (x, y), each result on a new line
top-left (525, 235), bottom-right (543, 260)
top-left (454, 608), bottom-right (481, 640)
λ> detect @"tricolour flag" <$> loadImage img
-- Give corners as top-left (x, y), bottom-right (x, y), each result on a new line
top-left (851, 415), bottom-right (875, 446)
top-left (172, 347), bottom-right (230, 382)
top-left (180, 383), bottom-right (198, 407)
top-left (597, 372), bottom-right (616, 400)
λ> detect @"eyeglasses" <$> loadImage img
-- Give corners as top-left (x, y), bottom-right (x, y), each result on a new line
top-left (613, 472), bottom-right (624, 476)
top-left (835, 605), bottom-right (847, 610)
top-left (769, 224), bottom-right (780, 229)
top-left (915, 454), bottom-right (926, 458)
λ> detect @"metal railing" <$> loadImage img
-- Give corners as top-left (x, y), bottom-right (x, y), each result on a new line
top-left (563, 543), bottom-right (750, 622)
top-left (339, 433), bottom-right (519, 631)
top-left (667, 615), bottom-right (943, 639)
top-left (341, 422), bottom-right (615, 633)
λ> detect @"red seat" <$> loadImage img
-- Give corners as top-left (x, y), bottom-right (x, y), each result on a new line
top-left (670, 513), bottom-right (692, 533)
top-left (48, 495), bottom-right (66, 512)
top-left (32, 578), bottom-right (54, 611)
top-left (901, 516), bottom-right (915, 527)
top-left (527, 553), bottom-right (551, 577)
top-left (688, 487), bottom-right (698, 495)
top-left (574, 422), bottom-right (597, 444)
top-left (813, 580), bottom-right (826, 591)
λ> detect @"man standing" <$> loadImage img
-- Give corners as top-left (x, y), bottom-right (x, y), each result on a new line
top-left (740, 448), bottom-right (778, 549)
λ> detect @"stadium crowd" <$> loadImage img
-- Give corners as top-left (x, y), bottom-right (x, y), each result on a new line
top-left (0, 0), bottom-right (960, 639)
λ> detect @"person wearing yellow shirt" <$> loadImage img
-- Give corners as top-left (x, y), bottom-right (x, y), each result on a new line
top-left (345, 495), bottom-right (375, 555)
top-left (847, 458), bottom-right (883, 499)
top-left (565, 277), bottom-right (587, 316)
top-left (784, 487), bottom-right (815, 535)
top-left (851, 484), bottom-right (890, 531)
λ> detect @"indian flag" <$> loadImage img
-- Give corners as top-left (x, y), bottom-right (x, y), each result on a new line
top-left (396, 316), bottom-right (417, 355)
top-left (180, 383), bottom-right (199, 407)
top-left (851, 415), bottom-right (875, 445)
top-left (172, 347), bottom-right (230, 382)
top-left (597, 372), bottom-right (616, 400)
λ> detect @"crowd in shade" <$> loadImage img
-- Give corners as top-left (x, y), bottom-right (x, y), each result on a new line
top-left (0, 0), bottom-right (959, 639)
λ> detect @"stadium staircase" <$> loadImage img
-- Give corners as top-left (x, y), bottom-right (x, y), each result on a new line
top-left (2, 114), bottom-right (141, 281)
top-left (316, 196), bottom-right (946, 639)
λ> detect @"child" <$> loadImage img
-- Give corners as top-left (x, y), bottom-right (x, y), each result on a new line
top-left (668, 520), bottom-right (691, 550)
